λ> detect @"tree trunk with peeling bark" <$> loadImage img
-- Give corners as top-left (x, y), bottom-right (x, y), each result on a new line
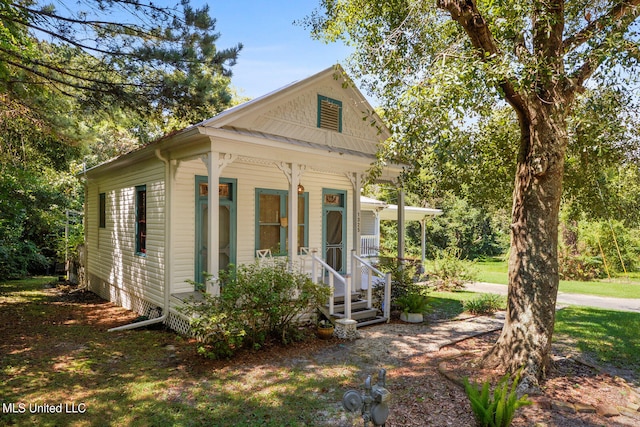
top-left (483, 98), bottom-right (569, 386)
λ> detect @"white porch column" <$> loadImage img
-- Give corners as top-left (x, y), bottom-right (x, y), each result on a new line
top-left (397, 187), bottom-right (406, 262)
top-left (203, 151), bottom-right (236, 296)
top-left (352, 173), bottom-right (361, 258)
top-left (278, 162), bottom-right (305, 269)
top-left (205, 152), bottom-right (220, 295)
top-left (288, 163), bottom-right (299, 268)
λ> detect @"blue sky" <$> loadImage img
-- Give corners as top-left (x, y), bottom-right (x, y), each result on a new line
top-left (198, 1), bottom-right (353, 99)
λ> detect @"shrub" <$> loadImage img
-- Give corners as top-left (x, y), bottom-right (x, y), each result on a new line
top-left (396, 292), bottom-right (430, 314)
top-left (464, 371), bottom-right (532, 427)
top-left (371, 257), bottom-right (428, 312)
top-left (429, 248), bottom-right (478, 291)
top-left (180, 260), bottom-right (329, 359)
top-left (464, 294), bottom-right (503, 316)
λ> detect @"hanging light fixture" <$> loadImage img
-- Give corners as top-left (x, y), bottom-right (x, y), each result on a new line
top-left (297, 183), bottom-right (305, 194)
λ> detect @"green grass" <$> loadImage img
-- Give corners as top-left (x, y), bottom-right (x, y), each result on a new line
top-left (0, 277), bottom-right (363, 427)
top-left (554, 307), bottom-right (640, 374)
top-left (475, 259), bottom-right (640, 299)
top-left (429, 288), bottom-right (640, 376)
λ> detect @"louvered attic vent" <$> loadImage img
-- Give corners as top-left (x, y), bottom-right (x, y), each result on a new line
top-left (317, 95), bottom-right (342, 133)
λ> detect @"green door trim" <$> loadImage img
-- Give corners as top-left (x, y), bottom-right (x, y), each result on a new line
top-left (195, 176), bottom-right (237, 285)
top-left (322, 188), bottom-right (347, 274)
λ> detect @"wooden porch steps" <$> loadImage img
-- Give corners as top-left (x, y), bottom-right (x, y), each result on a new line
top-left (320, 292), bottom-right (387, 328)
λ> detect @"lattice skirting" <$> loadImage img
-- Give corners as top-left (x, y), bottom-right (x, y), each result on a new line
top-left (87, 273), bottom-right (192, 334)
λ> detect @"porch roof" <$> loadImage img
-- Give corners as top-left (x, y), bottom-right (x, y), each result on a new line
top-left (360, 196), bottom-right (443, 221)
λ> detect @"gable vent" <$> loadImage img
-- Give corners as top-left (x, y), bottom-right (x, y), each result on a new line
top-left (317, 95), bottom-right (342, 133)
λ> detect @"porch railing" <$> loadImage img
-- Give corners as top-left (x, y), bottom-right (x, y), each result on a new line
top-left (360, 235), bottom-right (379, 257)
top-left (311, 250), bottom-right (349, 319)
top-left (351, 251), bottom-right (391, 321)
top-left (311, 249), bottom-right (392, 323)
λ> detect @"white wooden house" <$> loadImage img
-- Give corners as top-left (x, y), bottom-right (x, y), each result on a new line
top-left (82, 65), bottom-right (408, 334)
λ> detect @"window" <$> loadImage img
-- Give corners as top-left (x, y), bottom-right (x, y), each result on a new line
top-left (255, 189), bottom-right (308, 256)
top-left (135, 185), bottom-right (146, 255)
top-left (99, 193), bottom-right (106, 228)
top-left (317, 95), bottom-right (342, 132)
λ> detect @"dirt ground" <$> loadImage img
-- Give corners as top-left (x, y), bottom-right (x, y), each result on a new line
top-left (4, 282), bottom-right (640, 426)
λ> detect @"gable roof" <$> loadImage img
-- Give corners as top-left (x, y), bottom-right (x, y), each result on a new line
top-left (84, 65), bottom-right (395, 178)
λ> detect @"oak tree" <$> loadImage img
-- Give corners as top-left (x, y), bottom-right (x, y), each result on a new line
top-left (306, 0), bottom-right (640, 387)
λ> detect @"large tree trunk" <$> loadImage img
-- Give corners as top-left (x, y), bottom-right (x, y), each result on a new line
top-left (484, 99), bottom-right (569, 388)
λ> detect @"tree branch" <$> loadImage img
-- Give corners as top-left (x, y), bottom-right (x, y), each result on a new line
top-left (436, 0), bottom-right (528, 117)
top-left (567, 1), bottom-right (640, 94)
top-left (563, 0), bottom-right (640, 54)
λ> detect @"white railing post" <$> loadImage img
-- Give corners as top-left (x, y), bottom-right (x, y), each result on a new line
top-left (311, 249), bottom-right (318, 284)
top-left (329, 274), bottom-right (335, 316)
top-left (367, 270), bottom-right (373, 309)
top-left (344, 274), bottom-right (351, 320)
top-left (384, 272), bottom-right (391, 321)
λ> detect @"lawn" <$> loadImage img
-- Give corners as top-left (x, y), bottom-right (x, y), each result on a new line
top-left (2, 277), bottom-right (639, 426)
top-left (0, 277), bottom-right (355, 427)
top-left (427, 288), bottom-right (640, 377)
top-left (475, 259), bottom-right (640, 299)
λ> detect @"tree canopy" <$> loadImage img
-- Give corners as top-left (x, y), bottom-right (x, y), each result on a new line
top-left (1, 0), bottom-right (242, 127)
top-left (306, 0), bottom-right (640, 386)
top-left (0, 0), bottom-right (242, 278)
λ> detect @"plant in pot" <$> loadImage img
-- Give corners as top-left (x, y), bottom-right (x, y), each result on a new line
top-left (317, 318), bottom-right (334, 339)
top-left (396, 292), bottom-right (430, 323)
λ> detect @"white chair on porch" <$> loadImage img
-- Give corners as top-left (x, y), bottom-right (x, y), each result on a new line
top-left (256, 249), bottom-right (272, 265)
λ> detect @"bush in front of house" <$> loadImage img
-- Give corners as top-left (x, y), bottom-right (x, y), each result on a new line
top-left (464, 293), bottom-right (503, 316)
top-left (180, 260), bottom-right (329, 359)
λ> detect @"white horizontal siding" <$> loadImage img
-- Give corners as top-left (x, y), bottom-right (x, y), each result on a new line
top-left (86, 158), bottom-right (166, 308)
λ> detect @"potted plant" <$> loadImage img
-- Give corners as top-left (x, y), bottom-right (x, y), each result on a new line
top-left (396, 293), bottom-right (430, 323)
top-left (317, 319), bottom-right (334, 339)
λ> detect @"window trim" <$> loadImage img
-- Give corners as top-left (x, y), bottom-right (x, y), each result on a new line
top-left (255, 188), bottom-right (309, 256)
top-left (317, 95), bottom-right (342, 133)
top-left (135, 185), bottom-right (146, 256)
top-left (99, 192), bottom-right (106, 228)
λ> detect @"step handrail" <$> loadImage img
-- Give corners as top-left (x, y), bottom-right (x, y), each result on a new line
top-left (352, 250), bottom-right (392, 321)
top-left (311, 250), bottom-right (349, 318)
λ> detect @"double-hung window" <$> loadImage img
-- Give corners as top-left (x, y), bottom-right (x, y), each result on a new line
top-left (255, 189), bottom-right (308, 256)
top-left (135, 185), bottom-right (146, 255)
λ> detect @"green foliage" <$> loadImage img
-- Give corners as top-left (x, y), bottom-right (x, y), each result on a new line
top-left (372, 256), bottom-right (426, 311)
top-left (559, 215), bottom-right (640, 278)
top-left (424, 194), bottom-right (509, 259)
top-left (428, 249), bottom-right (478, 291)
top-left (1, 1), bottom-right (241, 126)
top-left (464, 294), bottom-right (504, 316)
top-left (464, 372), bottom-right (532, 427)
top-left (396, 292), bottom-right (430, 314)
top-left (179, 261), bottom-right (329, 359)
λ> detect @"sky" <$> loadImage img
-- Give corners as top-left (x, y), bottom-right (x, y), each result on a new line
top-left (195, 1), bottom-right (354, 100)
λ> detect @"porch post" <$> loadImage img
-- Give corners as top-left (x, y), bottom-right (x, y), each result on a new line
top-left (288, 162), bottom-right (300, 269)
top-left (397, 187), bottom-right (406, 263)
top-left (351, 173), bottom-right (361, 292)
top-left (420, 218), bottom-right (426, 269)
top-left (206, 151), bottom-right (220, 296)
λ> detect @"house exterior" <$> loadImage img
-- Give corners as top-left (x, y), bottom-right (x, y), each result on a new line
top-left (82, 65), bottom-right (404, 333)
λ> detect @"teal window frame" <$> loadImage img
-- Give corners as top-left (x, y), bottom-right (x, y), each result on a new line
top-left (317, 95), bottom-right (342, 133)
top-left (135, 185), bottom-right (146, 256)
top-left (255, 189), bottom-right (309, 256)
